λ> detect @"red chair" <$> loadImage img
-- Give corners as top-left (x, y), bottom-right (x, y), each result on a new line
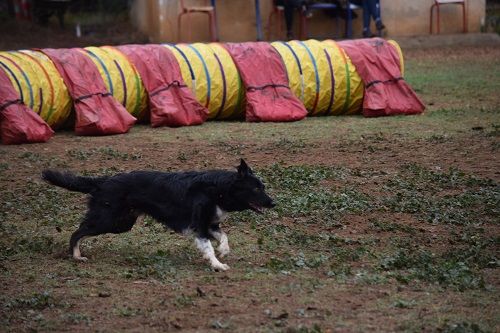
top-left (177, 0), bottom-right (218, 42)
top-left (266, 0), bottom-right (286, 40)
top-left (430, 0), bottom-right (467, 34)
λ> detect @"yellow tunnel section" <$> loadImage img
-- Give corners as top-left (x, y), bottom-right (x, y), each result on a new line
top-left (164, 43), bottom-right (245, 120)
top-left (0, 50), bottom-right (71, 128)
top-left (271, 39), bottom-right (364, 116)
top-left (0, 47), bottom-right (149, 128)
top-left (82, 46), bottom-right (148, 121)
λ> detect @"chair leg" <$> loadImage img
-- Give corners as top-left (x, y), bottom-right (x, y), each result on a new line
top-left (277, 10), bottom-right (283, 39)
top-left (462, 2), bottom-right (467, 33)
top-left (300, 13), bottom-right (307, 39)
top-left (436, 5), bottom-right (440, 34)
top-left (209, 11), bottom-right (217, 42)
top-left (266, 10), bottom-right (274, 40)
top-left (212, 8), bottom-right (219, 41)
top-left (336, 15), bottom-right (341, 39)
top-left (186, 13), bottom-right (192, 42)
top-left (177, 13), bottom-right (183, 42)
top-left (430, 4), bottom-right (434, 34)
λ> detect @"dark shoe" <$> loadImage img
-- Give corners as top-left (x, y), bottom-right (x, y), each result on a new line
top-left (376, 19), bottom-right (385, 31)
top-left (362, 30), bottom-right (375, 38)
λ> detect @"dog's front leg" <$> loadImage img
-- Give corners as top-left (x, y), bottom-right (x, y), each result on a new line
top-left (209, 226), bottom-right (230, 258)
top-left (195, 237), bottom-right (230, 271)
top-left (191, 198), bottom-right (230, 271)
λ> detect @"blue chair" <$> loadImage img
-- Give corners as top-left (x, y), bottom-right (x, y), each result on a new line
top-left (300, 2), bottom-right (340, 39)
top-left (299, 1), bottom-right (358, 39)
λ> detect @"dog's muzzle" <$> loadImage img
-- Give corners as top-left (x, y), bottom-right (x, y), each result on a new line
top-left (249, 200), bottom-right (275, 214)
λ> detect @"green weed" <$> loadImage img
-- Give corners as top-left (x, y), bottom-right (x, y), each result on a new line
top-left (437, 321), bottom-right (490, 333)
top-left (4, 291), bottom-right (55, 310)
top-left (392, 299), bottom-right (416, 309)
top-left (380, 247), bottom-right (485, 291)
top-left (2, 234), bottom-right (65, 258)
top-left (369, 219), bottom-right (416, 234)
top-left (174, 294), bottom-right (195, 308)
top-left (285, 323), bottom-right (323, 333)
top-left (382, 164), bottom-right (499, 225)
top-left (67, 146), bottom-right (142, 161)
top-left (18, 151), bottom-right (44, 162)
top-left (113, 305), bottom-right (141, 317)
top-left (122, 249), bottom-right (181, 280)
top-left (259, 164), bottom-right (345, 190)
top-left (0, 162), bottom-right (9, 172)
top-left (61, 312), bottom-right (92, 325)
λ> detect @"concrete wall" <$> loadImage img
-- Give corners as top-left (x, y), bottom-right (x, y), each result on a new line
top-left (381, 0), bottom-right (485, 37)
top-left (131, 0), bottom-right (486, 43)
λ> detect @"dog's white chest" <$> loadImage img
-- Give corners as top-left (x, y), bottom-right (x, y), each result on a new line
top-left (214, 206), bottom-right (228, 223)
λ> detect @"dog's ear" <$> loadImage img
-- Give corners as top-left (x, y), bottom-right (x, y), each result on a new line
top-left (237, 158), bottom-right (253, 177)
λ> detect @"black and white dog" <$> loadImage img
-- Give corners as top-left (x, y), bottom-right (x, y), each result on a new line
top-left (42, 159), bottom-right (275, 271)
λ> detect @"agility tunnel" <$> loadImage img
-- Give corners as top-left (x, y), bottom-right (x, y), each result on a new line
top-left (0, 38), bottom-right (424, 144)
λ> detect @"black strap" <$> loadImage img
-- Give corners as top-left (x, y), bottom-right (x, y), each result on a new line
top-left (150, 80), bottom-right (187, 97)
top-left (75, 92), bottom-right (112, 103)
top-left (247, 83), bottom-right (290, 92)
top-left (0, 99), bottom-right (21, 112)
top-left (366, 77), bottom-right (403, 89)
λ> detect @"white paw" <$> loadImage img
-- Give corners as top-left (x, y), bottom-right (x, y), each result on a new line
top-left (217, 245), bottom-right (230, 258)
top-left (212, 262), bottom-right (230, 271)
top-left (73, 256), bottom-right (88, 262)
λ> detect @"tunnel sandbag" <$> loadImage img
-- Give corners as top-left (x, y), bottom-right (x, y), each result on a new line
top-left (0, 69), bottom-right (53, 144)
top-left (338, 38), bottom-right (424, 117)
top-left (83, 46), bottom-right (148, 121)
top-left (42, 48), bottom-right (136, 135)
top-left (0, 50), bottom-right (72, 128)
top-left (117, 45), bottom-right (208, 127)
top-left (225, 42), bottom-right (307, 122)
top-left (164, 43), bottom-right (244, 120)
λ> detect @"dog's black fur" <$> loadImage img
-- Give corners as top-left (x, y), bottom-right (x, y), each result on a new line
top-left (42, 159), bottom-right (274, 269)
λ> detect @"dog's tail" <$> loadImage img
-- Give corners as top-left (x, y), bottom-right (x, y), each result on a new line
top-left (41, 170), bottom-right (108, 194)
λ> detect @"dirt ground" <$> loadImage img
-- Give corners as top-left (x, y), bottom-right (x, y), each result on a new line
top-left (0, 17), bottom-right (499, 333)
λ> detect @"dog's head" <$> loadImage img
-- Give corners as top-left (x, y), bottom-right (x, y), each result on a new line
top-left (223, 159), bottom-right (275, 213)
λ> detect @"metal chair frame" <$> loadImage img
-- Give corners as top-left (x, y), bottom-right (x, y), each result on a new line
top-left (430, 0), bottom-right (467, 34)
top-left (177, 0), bottom-right (218, 42)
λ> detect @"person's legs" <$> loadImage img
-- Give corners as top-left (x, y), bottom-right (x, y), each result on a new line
top-left (362, 0), bottom-right (372, 37)
top-left (366, 0), bottom-right (384, 31)
top-left (283, 0), bottom-right (295, 38)
top-left (283, 0), bottom-right (302, 39)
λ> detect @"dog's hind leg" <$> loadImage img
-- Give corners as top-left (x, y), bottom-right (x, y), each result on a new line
top-left (209, 225), bottom-right (230, 258)
top-left (69, 227), bottom-right (93, 262)
top-left (195, 237), bottom-right (230, 271)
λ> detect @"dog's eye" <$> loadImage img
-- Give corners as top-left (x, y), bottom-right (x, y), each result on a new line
top-left (253, 187), bottom-right (261, 193)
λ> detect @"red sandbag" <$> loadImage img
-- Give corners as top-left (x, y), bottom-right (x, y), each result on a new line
top-left (339, 38), bottom-right (425, 117)
top-left (117, 45), bottom-right (207, 127)
top-left (225, 42), bottom-right (307, 122)
top-left (42, 48), bottom-right (136, 135)
top-left (0, 68), bottom-right (53, 144)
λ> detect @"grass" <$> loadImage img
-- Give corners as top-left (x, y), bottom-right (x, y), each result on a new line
top-left (4, 291), bottom-right (55, 310)
top-left (382, 164), bottom-right (499, 225)
top-left (0, 47), bottom-right (499, 332)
